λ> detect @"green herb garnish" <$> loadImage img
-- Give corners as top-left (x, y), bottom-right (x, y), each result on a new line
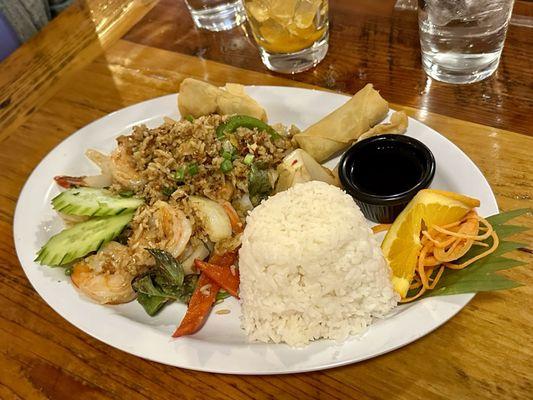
top-left (162, 187), bottom-right (175, 196)
top-left (132, 249), bottom-right (198, 316)
top-left (174, 167), bottom-right (185, 182)
top-left (188, 163), bottom-right (199, 176)
top-left (184, 115), bottom-right (194, 122)
top-left (243, 153), bottom-right (254, 165)
top-left (220, 159), bottom-right (233, 173)
top-left (248, 163), bottom-right (272, 206)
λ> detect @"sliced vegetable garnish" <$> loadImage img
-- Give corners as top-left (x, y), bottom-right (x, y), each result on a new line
top-left (194, 260), bottom-right (240, 298)
top-left (243, 153), bottom-right (254, 165)
top-left (407, 208), bottom-right (530, 301)
top-left (220, 159), bottom-right (233, 173)
top-left (173, 251), bottom-right (237, 337)
top-left (35, 212), bottom-right (134, 266)
top-left (52, 187), bottom-right (143, 217)
top-left (172, 273), bottom-right (220, 337)
top-left (174, 167), bottom-right (186, 182)
top-left (216, 115), bottom-right (280, 140)
top-left (188, 163), bottom-right (199, 176)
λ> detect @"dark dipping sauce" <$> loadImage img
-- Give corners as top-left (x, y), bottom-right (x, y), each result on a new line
top-left (350, 143), bottom-right (425, 196)
top-left (339, 135), bottom-right (436, 223)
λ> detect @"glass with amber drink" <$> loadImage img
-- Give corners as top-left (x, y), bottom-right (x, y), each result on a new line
top-left (243, 0), bottom-right (329, 73)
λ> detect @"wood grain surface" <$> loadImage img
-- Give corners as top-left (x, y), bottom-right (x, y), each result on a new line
top-left (0, 0), bottom-right (158, 143)
top-left (124, 0), bottom-right (533, 136)
top-left (0, 1), bottom-right (532, 399)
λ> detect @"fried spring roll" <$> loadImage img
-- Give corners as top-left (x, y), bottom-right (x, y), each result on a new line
top-left (178, 78), bottom-right (267, 121)
top-left (294, 84), bottom-right (389, 162)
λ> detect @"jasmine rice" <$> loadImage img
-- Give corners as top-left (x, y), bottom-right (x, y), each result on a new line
top-left (239, 181), bottom-right (398, 347)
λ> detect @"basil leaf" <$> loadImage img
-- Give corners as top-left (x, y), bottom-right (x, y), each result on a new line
top-left (133, 249), bottom-right (197, 316)
top-left (146, 248), bottom-right (184, 287)
top-left (132, 274), bottom-right (173, 316)
top-left (248, 163), bottom-right (272, 207)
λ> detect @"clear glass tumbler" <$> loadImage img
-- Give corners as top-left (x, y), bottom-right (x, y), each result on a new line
top-left (418, 0), bottom-right (515, 84)
top-left (243, 0), bottom-right (329, 74)
top-left (185, 0), bottom-right (247, 32)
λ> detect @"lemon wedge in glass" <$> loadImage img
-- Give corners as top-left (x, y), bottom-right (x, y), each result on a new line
top-left (381, 189), bottom-right (480, 298)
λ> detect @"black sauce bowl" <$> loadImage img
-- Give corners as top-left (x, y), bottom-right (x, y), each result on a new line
top-left (339, 134), bottom-right (436, 223)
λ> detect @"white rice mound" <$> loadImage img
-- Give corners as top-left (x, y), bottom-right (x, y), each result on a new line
top-left (239, 181), bottom-right (399, 346)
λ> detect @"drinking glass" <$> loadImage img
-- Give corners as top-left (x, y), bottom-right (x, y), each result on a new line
top-left (243, 0), bottom-right (329, 74)
top-left (418, 0), bottom-right (515, 84)
top-left (185, 0), bottom-right (247, 32)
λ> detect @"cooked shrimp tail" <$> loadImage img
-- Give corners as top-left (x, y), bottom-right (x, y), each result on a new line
top-left (54, 175), bottom-right (88, 188)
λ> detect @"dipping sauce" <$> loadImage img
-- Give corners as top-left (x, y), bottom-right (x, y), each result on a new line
top-left (338, 135), bottom-right (436, 223)
top-left (349, 142), bottom-right (425, 196)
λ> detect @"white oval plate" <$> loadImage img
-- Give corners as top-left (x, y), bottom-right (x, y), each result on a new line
top-left (14, 86), bottom-right (498, 374)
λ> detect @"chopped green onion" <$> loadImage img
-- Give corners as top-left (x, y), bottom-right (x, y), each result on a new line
top-left (119, 190), bottom-right (134, 198)
top-left (188, 163), bottom-right (199, 176)
top-left (221, 151), bottom-right (233, 160)
top-left (184, 115), bottom-right (194, 122)
top-left (64, 266), bottom-right (73, 276)
top-left (174, 167), bottom-right (186, 182)
top-left (162, 187), bottom-right (175, 196)
top-left (243, 154), bottom-right (255, 165)
top-left (220, 159), bottom-right (233, 173)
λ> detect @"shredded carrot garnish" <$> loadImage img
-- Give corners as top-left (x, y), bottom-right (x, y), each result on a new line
top-left (400, 210), bottom-right (499, 303)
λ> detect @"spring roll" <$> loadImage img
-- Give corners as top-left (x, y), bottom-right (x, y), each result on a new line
top-left (357, 111), bottom-right (408, 142)
top-left (178, 78), bottom-right (267, 121)
top-left (294, 84), bottom-right (389, 162)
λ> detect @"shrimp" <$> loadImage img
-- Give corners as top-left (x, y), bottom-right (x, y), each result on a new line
top-left (108, 145), bottom-right (144, 190)
top-left (55, 144), bottom-right (143, 190)
top-left (129, 201), bottom-right (192, 265)
top-left (70, 242), bottom-right (138, 304)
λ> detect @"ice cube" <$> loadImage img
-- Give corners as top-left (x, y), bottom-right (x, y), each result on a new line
top-left (269, 0), bottom-right (298, 25)
top-left (259, 18), bottom-right (287, 43)
top-left (246, 0), bottom-right (270, 23)
top-left (427, 0), bottom-right (462, 26)
top-left (294, 0), bottom-right (322, 29)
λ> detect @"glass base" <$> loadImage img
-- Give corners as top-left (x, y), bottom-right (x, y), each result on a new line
top-left (188, 1), bottom-right (246, 32)
top-left (259, 32), bottom-right (329, 74)
top-left (421, 53), bottom-right (500, 84)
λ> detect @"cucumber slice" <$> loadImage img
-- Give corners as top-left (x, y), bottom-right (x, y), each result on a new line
top-left (35, 213), bottom-right (134, 266)
top-left (52, 188), bottom-right (143, 217)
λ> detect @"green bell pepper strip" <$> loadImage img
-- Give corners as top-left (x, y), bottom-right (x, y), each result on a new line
top-left (216, 115), bottom-right (280, 140)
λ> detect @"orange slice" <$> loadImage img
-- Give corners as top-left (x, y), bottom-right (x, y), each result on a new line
top-left (382, 189), bottom-right (480, 297)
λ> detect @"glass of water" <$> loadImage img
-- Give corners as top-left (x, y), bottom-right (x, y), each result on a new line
top-left (243, 0), bottom-right (329, 74)
top-left (418, 0), bottom-right (515, 84)
top-left (185, 0), bottom-right (247, 32)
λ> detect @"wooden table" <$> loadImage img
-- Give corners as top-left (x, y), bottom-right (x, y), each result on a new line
top-left (0, 1), bottom-right (531, 399)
